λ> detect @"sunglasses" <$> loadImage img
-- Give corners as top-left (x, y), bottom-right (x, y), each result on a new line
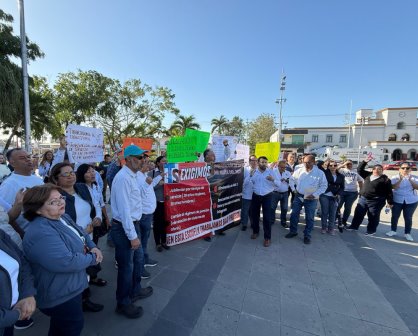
top-left (129, 155), bottom-right (144, 160)
top-left (401, 167), bottom-right (411, 170)
top-left (330, 164), bottom-right (338, 167)
top-left (59, 171), bottom-right (75, 177)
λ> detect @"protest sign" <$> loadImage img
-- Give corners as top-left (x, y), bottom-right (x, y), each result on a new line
top-left (166, 136), bottom-right (198, 163)
top-left (255, 142), bottom-right (280, 162)
top-left (211, 135), bottom-right (238, 162)
top-left (185, 128), bottom-right (210, 153)
top-left (122, 137), bottom-right (153, 151)
top-left (235, 143), bottom-right (250, 165)
top-left (164, 160), bottom-right (243, 246)
top-left (66, 124), bottom-right (103, 163)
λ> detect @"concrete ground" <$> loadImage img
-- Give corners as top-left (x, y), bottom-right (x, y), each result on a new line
top-left (16, 170), bottom-right (418, 336)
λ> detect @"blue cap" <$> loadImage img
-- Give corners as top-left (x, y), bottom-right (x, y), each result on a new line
top-left (124, 145), bottom-right (146, 158)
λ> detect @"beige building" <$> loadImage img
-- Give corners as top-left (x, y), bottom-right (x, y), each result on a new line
top-left (271, 107), bottom-right (418, 162)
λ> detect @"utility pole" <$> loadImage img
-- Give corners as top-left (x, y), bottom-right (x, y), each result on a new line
top-left (18, 0), bottom-right (31, 153)
top-left (356, 116), bottom-right (367, 164)
top-left (275, 74), bottom-right (287, 143)
top-left (346, 99), bottom-right (352, 148)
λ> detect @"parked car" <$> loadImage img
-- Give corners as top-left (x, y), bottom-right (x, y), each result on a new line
top-left (383, 161), bottom-right (417, 171)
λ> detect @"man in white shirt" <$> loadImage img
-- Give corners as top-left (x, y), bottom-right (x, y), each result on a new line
top-left (285, 155), bottom-right (328, 244)
top-left (50, 134), bottom-right (75, 170)
top-left (250, 156), bottom-right (282, 247)
top-left (110, 145), bottom-right (153, 319)
top-left (241, 155), bottom-right (257, 231)
top-left (0, 149), bottom-right (43, 237)
top-left (271, 160), bottom-right (294, 228)
top-left (337, 160), bottom-right (364, 228)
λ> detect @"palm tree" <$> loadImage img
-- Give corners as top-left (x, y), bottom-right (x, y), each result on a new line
top-left (169, 114), bottom-right (200, 136)
top-left (211, 115), bottom-right (229, 134)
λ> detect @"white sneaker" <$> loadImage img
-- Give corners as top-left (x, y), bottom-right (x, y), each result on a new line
top-left (386, 231), bottom-right (397, 237)
top-left (405, 234), bottom-right (414, 242)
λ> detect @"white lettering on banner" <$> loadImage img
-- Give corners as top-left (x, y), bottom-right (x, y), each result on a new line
top-left (179, 166), bottom-right (211, 180)
top-left (66, 124), bottom-right (104, 163)
top-left (166, 210), bottom-right (241, 246)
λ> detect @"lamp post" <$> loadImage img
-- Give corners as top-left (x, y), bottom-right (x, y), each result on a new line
top-left (18, 0), bottom-right (31, 153)
top-left (356, 116), bottom-right (367, 164)
top-left (275, 74), bottom-right (287, 143)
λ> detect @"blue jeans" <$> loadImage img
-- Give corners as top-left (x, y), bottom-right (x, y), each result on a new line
top-left (351, 196), bottom-right (386, 233)
top-left (40, 294), bottom-right (83, 336)
top-left (289, 194), bottom-right (318, 239)
top-left (320, 194), bottom-right (338, 230)
top-left (391, 201), bottom-right (418, 234)
top-left (111, 220), bottom-right (143, 306)
top-left (251, 193), bottom-right (273, 239)
top-left (337, 191), bottom-right (358, 224)
top-left (139, 213), bottom-right (153, 270)
top-left (271, 191), bottom-right (289, 225)
top-left (241, 199), bottom-right (252, 228)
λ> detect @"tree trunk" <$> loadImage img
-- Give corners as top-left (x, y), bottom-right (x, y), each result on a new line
top-left (2, 120), bottom-right (22, 154)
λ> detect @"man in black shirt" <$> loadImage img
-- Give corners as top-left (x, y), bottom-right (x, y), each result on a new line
top-left (347, 158), bottom-right (393, 235)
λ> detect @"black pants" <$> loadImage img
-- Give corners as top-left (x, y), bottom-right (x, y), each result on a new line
top-left (350, 196), bottom-right (386, 233)
top-left (251, 193), bottom-right (273, 239)
top-left (153, 202), bottom-right (167, 245)
top-left (40, 294), bottom-right (84, 336)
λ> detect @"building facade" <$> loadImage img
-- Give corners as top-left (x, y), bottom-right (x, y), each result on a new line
top-left (270, 107), bottom-right (418, 162)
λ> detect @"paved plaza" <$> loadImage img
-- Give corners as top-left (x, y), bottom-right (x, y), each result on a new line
top-left (16, 171), bottom-right (418, 336)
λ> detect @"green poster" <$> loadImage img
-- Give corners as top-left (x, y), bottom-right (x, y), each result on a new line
top-left (185, 128), bottom-right (210, 153)
top-left (167, 136), bottom-right (198, 163)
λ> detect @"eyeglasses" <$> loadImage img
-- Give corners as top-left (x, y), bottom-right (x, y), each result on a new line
top-left (47, 196), bottom-right (66, 206)
top-left (59, 171), bottom-right (75, 177)
top-left (249, 159), bottom-right (257, 162)
top-left (330, 164), bottom-right (338, 167)
top-left (401, 167), bottom-right (411, 170)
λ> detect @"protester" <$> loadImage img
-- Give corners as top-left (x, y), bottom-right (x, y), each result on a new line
top-left (49, 163), bottom-right (105, 312)
top-left (202, 149), bottom-right (216, 241)
top-left (0, 229), bottom-right (36, 336)
top-left (241, 155), bottom-right (257, 231)
top-left (271, 160), bottom-right (294, 228)
top-left (38, 151), bottom-right (54, 181)
top-left (336, 160), bottom-right (364, 229)
top-left (22, 184), bottom-right (102, 336)
top-left (386, 163), bottom-right (418, 241)
top-left (138, 159), bottom-right (159, 279)
top-left (50, 134), bottom-right (75, 169)
top-left (0, 154), bottom-right (11, 185)
top-left (106, 149), bottom-right (123, 194)
top-left (319, 160), bottom-right (344, 235)
top-left (110, 145), bottom-right (153, 319)
top-left (347, 158), bottom-right (393, 235)
top-left (285, 154), bottom-right (327, 244)
top-left (98, 154), bottom-right (112, 202)
top-left (250, 156), bottom-right (282, 247)
top-left (149, 156), bottom-right (169, 251)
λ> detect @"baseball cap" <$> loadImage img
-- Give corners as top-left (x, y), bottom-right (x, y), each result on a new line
top-left (124, 145), bottom-right (146, 159)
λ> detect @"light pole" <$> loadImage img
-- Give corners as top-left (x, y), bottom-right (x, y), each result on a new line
top-left (18, 0), bottom-right (31, 153)
top-left (275, 74), bottom-right (287, 143)
top-left (356, 116), bottom-right (367, 164)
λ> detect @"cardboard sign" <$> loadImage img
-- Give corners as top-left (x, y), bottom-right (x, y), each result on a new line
top-left (166, 136), bottom-right (198, 163)
top-left (66, 124), bottom-right (104, 163)
top-left (255, 142), bottom-right (280, 162)
top-left (185, 129), bottom-right (210, 153)
top-left (235, 144), bottom-right (250, 165)
top-left (122, 137), bottom-right (153, 151)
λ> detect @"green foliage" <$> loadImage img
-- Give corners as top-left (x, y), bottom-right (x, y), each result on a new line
top-left (247, 114), bottom-right (276, 153)
top-left (211, 115), bottom-right (228, 134)
top-left (169, 115), bottom-right (200, 136)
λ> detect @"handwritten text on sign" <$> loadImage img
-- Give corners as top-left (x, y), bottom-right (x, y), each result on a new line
top-left (66, 124), bottom-right (104, 163)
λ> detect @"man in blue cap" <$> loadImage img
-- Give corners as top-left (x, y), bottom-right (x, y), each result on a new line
top-left (110, 145), bottom-right (153, 319)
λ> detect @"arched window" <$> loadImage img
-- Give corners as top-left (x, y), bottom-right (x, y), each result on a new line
top-left (401, 134), bottom-right (410, 141)
top-left (388, 134), bottom-right (397, 141)
top-left (397, 122), bottom-right (406, 129)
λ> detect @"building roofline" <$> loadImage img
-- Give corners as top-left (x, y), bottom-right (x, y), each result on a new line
top-left (376, 107), bottom-right (418, 113)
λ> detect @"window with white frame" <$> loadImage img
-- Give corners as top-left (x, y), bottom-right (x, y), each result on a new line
top-left (339, 135), bottom-right (347, 143)
top-left (326, 134), bottom-right (333, 143)
top-left (312, 135), bottom-right (319, 142)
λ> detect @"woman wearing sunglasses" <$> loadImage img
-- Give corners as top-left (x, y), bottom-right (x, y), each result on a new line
top-left (22, 184), bottom-right (102, 336)
top-left (386, 163), bottom-right (418, 241)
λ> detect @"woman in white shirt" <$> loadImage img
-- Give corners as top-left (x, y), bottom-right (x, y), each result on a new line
top-left (386, 163), bottom-right (418, 241)
top-left (38, 151), bottom-right (53, 181)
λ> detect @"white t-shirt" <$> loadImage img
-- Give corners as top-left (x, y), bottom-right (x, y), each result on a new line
top-left (73, 194), bottom-right (92, 231)
top-left (0, 249), bottom-right (19, 306)
top-left (0, 173), bottom-right (43, 231)
top-left (338, 168), bottom-right (364, 192)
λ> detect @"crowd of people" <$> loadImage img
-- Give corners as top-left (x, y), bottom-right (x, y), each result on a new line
top-left (0, 140), bottom-right (417, 336)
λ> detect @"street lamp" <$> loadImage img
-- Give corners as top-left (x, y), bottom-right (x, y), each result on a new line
top-left (18, 0), bottom-right (31, 153)
top-left (275, 74), bottom-right (287, 143)
top-left (356, 116), bottom-right (368, 164)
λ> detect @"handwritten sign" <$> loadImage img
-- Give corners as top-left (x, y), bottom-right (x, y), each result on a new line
top-left (167, 136), bottom-right (198, 163)
top-left (66, 124), bottom-right (104, 163)
top-left (185, 129), bottom-right (210, 153)
top-left (255, 142), bottom-right (280, 162)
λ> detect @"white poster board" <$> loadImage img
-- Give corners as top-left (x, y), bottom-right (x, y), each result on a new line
top-left (235, 143), bottom-right (250, 165)
top-left (66, 124), bottom-right (104, 163)
top-left (211, 135), bottom-right (238, 162)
